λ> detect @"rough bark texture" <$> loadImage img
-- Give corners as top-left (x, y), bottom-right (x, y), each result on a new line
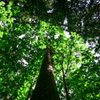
top-left (31, 48), bottom-right (60, 100)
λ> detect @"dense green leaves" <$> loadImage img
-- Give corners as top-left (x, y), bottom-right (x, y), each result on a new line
top-left (0, 1), bottom-right (100, 100)
top-left (0, 2), bottom-right (13, 38)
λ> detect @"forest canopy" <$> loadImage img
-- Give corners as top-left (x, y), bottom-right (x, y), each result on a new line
top-left (0, 0), bottom-right (100, 100)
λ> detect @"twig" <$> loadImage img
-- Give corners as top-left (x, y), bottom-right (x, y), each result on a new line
top-left (26, 70), bottom-right (37, 100)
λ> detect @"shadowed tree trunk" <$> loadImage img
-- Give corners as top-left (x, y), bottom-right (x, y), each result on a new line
top-left (31, 46), bottom-right (60, 100)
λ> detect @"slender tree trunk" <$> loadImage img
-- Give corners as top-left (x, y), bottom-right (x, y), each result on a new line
top-left (63, 75), bottom-right (70, 100)
top-left (61, 58), bottom-right (70, 100)
top-left (26, 71), bottom-right (36, 100)
top-left (31, 47), bottom-right (60, 100)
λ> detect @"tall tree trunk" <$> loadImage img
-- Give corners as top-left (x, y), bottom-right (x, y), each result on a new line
top-left (31, 47), bottom-right (60, 100)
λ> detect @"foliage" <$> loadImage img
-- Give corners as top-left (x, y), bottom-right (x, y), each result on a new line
top-left (0, 1), bottom-right (100, 100)
top-left (0, 2), bottom-right (13, 38)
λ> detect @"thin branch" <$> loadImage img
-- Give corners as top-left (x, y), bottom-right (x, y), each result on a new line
top-left (0, 48), bottom-right (20, 56)
top-left (0, 50), bottom-right (12, 55)
top-left (75, 4), bottom-right (100, 26)
top-left (61, 56), bottom-right (70, 100)
top-left (65, 53), bottom-right (70, 74)
top-left (26, 70), bottom-right (37, 100)
top-left (80, 4), bottom-right (100, 20)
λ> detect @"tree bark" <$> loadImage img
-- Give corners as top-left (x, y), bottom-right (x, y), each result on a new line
top-left (31, 47), bottom-right (60, 100)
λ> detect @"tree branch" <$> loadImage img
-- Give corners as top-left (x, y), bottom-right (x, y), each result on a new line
top-left (80, 4), bottom-right (100, 20)
top-left (61, 56), bottom-right (70, 100)
top-left (26, 70), bottom-right (37, 100)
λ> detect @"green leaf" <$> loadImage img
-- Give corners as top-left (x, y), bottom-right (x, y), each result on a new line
top-left (0, 2), bottom-right (3, 5)
top-left (0, 31), bottom-right (3, 38)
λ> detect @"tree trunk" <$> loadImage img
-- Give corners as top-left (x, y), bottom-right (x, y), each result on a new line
top-left (31, 47), bottom-right (60, 100)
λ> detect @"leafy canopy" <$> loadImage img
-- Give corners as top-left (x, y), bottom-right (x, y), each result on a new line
top-left (0, 1), bottom-right (99, 100)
